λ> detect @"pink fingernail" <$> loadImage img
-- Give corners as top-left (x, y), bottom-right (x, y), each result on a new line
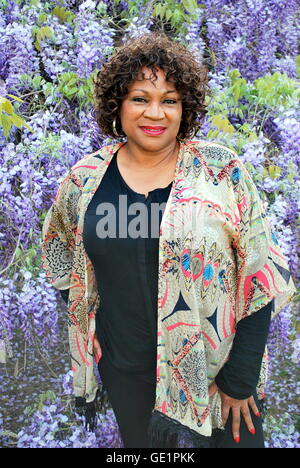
top-left (256, 412), bottom-right (261, 417)
top-left (234, 436), bottom-right (240, 444)
top-left (250, 428), bottom-right (256, 435)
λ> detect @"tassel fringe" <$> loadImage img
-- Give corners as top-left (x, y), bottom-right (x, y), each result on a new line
top-left (147, 410), bottom-right (224, 448)
top-left (74, 387), bottom-right (266, 443)
top-left (148, 398), bottom-right (266, 449)
top-left (75, 382), bottom-right (110, 432)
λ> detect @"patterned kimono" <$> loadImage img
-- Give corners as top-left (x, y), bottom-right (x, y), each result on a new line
top-left (41, 140), bottom-right (296, 444)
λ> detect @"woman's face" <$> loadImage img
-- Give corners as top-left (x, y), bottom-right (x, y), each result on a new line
top-left (119, 66), bottom-right (182, 151)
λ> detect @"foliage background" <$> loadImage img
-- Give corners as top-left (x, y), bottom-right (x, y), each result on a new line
top-left (0, 0), bottom-right (299, 448)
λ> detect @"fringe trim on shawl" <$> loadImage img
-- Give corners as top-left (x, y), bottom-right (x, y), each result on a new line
top-left (148, 397), bottom-right (266, 449)
top-left (75, 383), bottom-right (110, 432)
top-left (147, 410), bottom-right (226, 448)
top-left (257, 397), bottom-right (266, 420)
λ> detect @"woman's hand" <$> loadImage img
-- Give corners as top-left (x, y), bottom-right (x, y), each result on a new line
top-left (208, 382), bottom-right (260, 443)
top-left (93, 335), bottom-right (102, 364)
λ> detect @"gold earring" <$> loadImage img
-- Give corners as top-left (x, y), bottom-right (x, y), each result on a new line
top-left (189, 127), bottom-right (197, 140)
top-left (176, 131), bottom-right (186, 142)
top-left (112, 117), bottom-right (121, 138)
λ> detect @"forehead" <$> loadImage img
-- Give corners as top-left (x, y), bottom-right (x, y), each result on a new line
top-left (127, 66), bottom-right (177, 91)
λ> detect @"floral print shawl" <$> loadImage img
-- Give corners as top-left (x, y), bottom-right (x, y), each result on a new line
top-left (41, 140), bottom-right (296, 442)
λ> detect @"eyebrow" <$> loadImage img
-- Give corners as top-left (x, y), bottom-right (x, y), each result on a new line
top-left (128, 88), bottom-right (178, 95)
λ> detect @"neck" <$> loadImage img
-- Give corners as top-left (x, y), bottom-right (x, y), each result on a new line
top-left (121, 139), bottom-right (180, 170)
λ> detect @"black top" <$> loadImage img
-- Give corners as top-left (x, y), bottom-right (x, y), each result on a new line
top-left (83, 149), bottom-right (172, 372)
top-left (60, 148), bottom-right (274, 398)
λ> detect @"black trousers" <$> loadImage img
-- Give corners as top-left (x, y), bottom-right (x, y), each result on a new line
top-left (98, 348), bottom-right (265, 449)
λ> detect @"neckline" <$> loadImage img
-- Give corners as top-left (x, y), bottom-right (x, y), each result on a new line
top-left (113, 147), bottom-right (176, 199)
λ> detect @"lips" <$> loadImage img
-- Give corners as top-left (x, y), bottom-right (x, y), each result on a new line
top-left (139, 126), bottom-right (167, 135)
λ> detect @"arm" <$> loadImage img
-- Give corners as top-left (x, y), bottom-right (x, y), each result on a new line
top-left (215, 299), bottom-right (274, 399)
top-left (208, 301), bottom-right (273, 444)
top-left (208, 151), bottom-right (296, 443)
top-left (41, 170), bottom-right (75, 291)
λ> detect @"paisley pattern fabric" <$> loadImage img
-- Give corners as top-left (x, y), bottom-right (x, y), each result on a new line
top-left (41, 140), bottom-right (297, 438)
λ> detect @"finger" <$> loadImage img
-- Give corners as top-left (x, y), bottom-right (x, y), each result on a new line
top-left (241, 402), bottom-right (255, 435)
top-left (93, 345), bottom-right (102, 361)
top-left (248, 396), bottom-right (261, 417)
top-left (232, 407), bottom-right (241, 444)
top-left (94, 350), bottom-right (102, 364)
top-left (208, 382), bottom-right (218, 397)
top-left (221, 403), bottom-right (230, 428)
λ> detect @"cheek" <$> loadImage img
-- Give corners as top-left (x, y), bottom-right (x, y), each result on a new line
top-left (171, 108), bottom-right (182, 128)
top-left (120, 102), bottom-right (139, 126)
top-left (172, 104), bottom-right (182, 123)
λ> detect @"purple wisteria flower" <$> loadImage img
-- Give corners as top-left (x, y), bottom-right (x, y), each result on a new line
top-left (75, 6), bottom-right (115, 78)
top-left (2, 22), bottom-right (40, 93)
top-left (204, 0), bottom-right (299, 79)
top-left (38, 17), bottom-right (78, 80)
top-left (15, 369), bottom-right (123, 448)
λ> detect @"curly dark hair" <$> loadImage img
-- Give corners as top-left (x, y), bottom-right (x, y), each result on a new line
top-left (92, 32), bottom-right (211, 140)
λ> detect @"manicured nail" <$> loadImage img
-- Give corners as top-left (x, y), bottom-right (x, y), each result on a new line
top-left (250, 428), bottom-right (256, 435)
top-left (96, 353), bottom-right (101, 364)
top-left (234, 436), bottom-right (240, 444)
top-left (256, 412), bottom-right (261, 417)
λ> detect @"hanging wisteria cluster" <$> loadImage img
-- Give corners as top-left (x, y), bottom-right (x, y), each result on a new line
top-left (0, 0), bottom-right (299, 449)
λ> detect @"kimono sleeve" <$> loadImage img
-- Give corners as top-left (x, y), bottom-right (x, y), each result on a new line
top-left (232, 159), bottom-right (297, 324)
top-left (41, 171), bottom-right (75, 291)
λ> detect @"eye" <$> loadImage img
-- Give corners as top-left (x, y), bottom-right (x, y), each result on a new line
top-left (132, 97), bottom-right (147, 102)
top-left (132, 97), bottom-right (177, 104)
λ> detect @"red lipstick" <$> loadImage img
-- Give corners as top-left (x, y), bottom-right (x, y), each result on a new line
top-left (139, 126), bottom-right (166, 135)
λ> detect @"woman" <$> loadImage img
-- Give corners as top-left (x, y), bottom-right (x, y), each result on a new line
top-left (41, 33), bottom-right (296, 449)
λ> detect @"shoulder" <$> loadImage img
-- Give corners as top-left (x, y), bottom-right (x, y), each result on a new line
top-left (70, 143), bottom-right (116, 173)
top-left (184, 140), bottom-right (255, 191)
top-left (62, 143), bottom-right (119, 189)
top-left (186, 140), bottom-right (254, 175)
top-left (185, 140), bottom-right (238, 163)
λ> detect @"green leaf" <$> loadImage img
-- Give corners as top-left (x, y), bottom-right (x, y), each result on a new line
top-left (67, 77), bottom-right (78, 87)
top-left (160, 4), bottom-right (167, 18)
top-left (183, 0), bottom-right (196, 12)
top-left (234, 86), bottom-right (240, 103)
top-left (32, 75), bottom-right (43, 88)
top-left (1, 113), bottom-right (12, 137)
top-left (228, 69), bottom-right (241, 82)
top-left (165, 8), bottom-right (173, 22)
top-left (268, 165), bottom-right (282, 180)
top-left (39, 26), bottom-right (54, 40)
top-left (207, 128), bottom-right (220, 139)
top-left (10, 113), bottom-right (25, 129)
top-left (2, 99), bottom-right (13, 114)
top-left (287, 172), bottom-right (296, 183)
top-left (171, 8), bottom-right (182, 25)
top-left (77, 87), bottom-right (86, 99)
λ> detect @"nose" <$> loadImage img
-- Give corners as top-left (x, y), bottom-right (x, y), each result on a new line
top-left (143, 101), bottom-right (165, 120)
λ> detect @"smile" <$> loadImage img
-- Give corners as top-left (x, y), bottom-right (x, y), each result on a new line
top-left (139, 126), bottom-right (166, 135)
